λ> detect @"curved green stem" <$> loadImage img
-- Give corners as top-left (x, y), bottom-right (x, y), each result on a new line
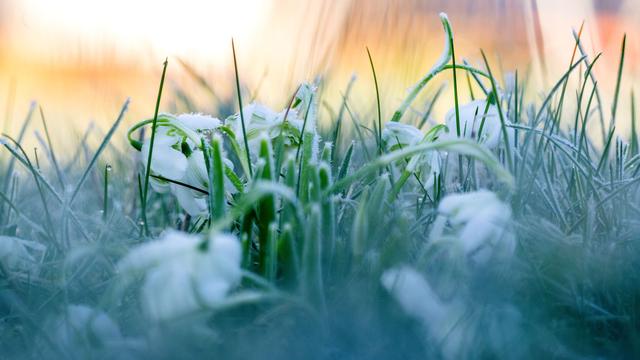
top-left (391, 13), bottom-right (452, 123)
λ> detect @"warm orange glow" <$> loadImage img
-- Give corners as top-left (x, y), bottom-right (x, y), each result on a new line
top-left (7, 0), bottom-right (267, 65)
top-left (0, 0), bottom-right (638, 144)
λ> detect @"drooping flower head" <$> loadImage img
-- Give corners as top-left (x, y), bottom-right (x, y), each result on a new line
top-left (443, 100), bottom-right (512, 149)
top-left (382, 121), bottom-right (443, 187)
top-left (118, 230), bottom-right (242, 321)
top-left (0, 236), bottom-right (46, 278)
top-left (434, 190), bottom-right (515, 263)
top-left (381, 266), bottom-right (466, 359)
top-left (133, 113), bottom-right (236, 217)
top-left (382, 122), bottom-right (424, 150)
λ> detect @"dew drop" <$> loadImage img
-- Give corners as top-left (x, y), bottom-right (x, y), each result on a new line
top-left (106, 164), bottom-right (113, 172)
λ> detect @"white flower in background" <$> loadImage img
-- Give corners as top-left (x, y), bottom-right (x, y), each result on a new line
top-left (382, 122), bottom-right (442, 186)
top-left (382, 122), bottom-right (424, 150)
top-left (443, 100), bottom-right (512, 149)
top-left (411, 150), bottom-right (442, 186)
top-left (434, 190), bottom-right (515, 263)
top-left (0, 236), bottom-right (46, 277)
top-left (55, 305), bottom-right (122, 348)
top-left (118, 230), bottom-right (242, 322)
top-left (228, 103), bottom-right (279, 141)
top-left (227, 102), bottom-right (318, 160)
top-left (381, 266), bottom-right (466, 359)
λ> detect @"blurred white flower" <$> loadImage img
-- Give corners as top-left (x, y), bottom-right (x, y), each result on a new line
top-left (382, 122), bottom-right (424, 150)
top-left (118, 230), bottom-right (242, 321)
top-left (443, 100), bottom-right (512, 149)
top-left (436, 190), bottom-right (515, 262)
top-left (381, 266), bottom-right (465, 359)
top-left (382, 122), bottom-right (442, 186)
top-left (55, 305), bottom-right (122, 348)
top-left (0, 236), bottom-right (46, 277)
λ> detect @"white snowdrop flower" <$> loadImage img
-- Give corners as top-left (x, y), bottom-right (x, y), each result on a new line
top-left (171, 147), bottom-right (236, 217)
top-left (437, 190), bottom-right (515, 262)
top-left (413, 150), bottom-right (442, 186)
top-left (55, 305), bottom-right (122, 348)
top-left (381, 266), bottom-right (466, 359)
top-left (235, 103), bottom-right (279, 140)
top-left (176, 113), bottom-right (222, 131)
top-left (170, 183), bottom-right (208, 217)
top-left (228, 102), bottom-right (319, 163)
top-left (118, 230), bottom-right (242, 322)
top-left (381, 266), bottom-right (447, 326)
top-left (140, 127), bottom-right (189, 194)
top-left (0, 236), bottom-right (46, 277)
top-left (382, 122), bottom-right (424, 150)
top-left (382, 122), bottom-right (442, 186)
top-left (443, 100), bottom-right (512, 149)
top-left (169, 150), bottom-right (209, 217)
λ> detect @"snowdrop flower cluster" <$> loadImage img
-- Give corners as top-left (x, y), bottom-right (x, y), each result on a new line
top-left (139, 113), bottom-right (233, 217)
top-left (442, 99), bottom-right (513, 149)
top-left (118, 230), bottom-right (242, 322)
top-left (381, 266), bottom-right (466, 359)
top-left (382, 121), bottom-right (442, 186)
top-left (131, 84), bottom-right (320, 217)
top-left (0, 235), bottom-right (46, 278)
top-left (225, 100), bottom-right (320, 162)
top-left (431, 190), bottom-right (515, 263)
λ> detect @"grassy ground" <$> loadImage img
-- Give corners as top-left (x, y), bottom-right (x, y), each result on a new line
top-left (1, 13), bottom-right (640, 359)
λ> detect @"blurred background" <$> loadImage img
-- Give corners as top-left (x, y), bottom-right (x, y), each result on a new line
top-left (0, 0), bottom-right (639, 147)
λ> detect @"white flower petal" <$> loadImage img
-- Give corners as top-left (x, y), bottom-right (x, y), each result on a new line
top-left (382, 122), bottom-right (424, 148)
top-left (0, 236), bottom-right (46, 275)
top-left (141, 141), bottom-right (188, 180)
top-left (437, 190), bottom-right (514, 261)
top-left (171, 183), bottom-right (208, 217)
top-left (176, 113), bottom-right (221, 131)
top-left (142, 260), bottom-right (199, 321)
top-left (381, 266), bottom-right (447, 326)
top-left (444, 100), bottom-right (508, 149)
top-left (119, 231), bottom-right (242, 322)
top-left (117, 230), bottom-right (200, 273)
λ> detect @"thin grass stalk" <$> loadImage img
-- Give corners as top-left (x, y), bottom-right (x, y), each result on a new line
top-left (231, 39), bottom-right (252, 178)
top-left (141, 59), bottom-right (169, 236)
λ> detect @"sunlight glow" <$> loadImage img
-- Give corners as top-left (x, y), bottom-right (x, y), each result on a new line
top-left (12, 0), bottom-right (268, 64)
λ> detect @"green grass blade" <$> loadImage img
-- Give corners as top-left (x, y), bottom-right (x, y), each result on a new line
top-left (366, 47), bottom-right (383, 155)
top-left (391, 13), bottom-right (452, 123)
top-left (39, 106), bottom-right (65, 188)
top-left (232, 39), bottom-right (252, 178)
top-left (610, 34), bottom-right (626, 134)
top-left (69, 98), bottom-right (129, 205)
top-left (141, 59), bottom-right (169, 236)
